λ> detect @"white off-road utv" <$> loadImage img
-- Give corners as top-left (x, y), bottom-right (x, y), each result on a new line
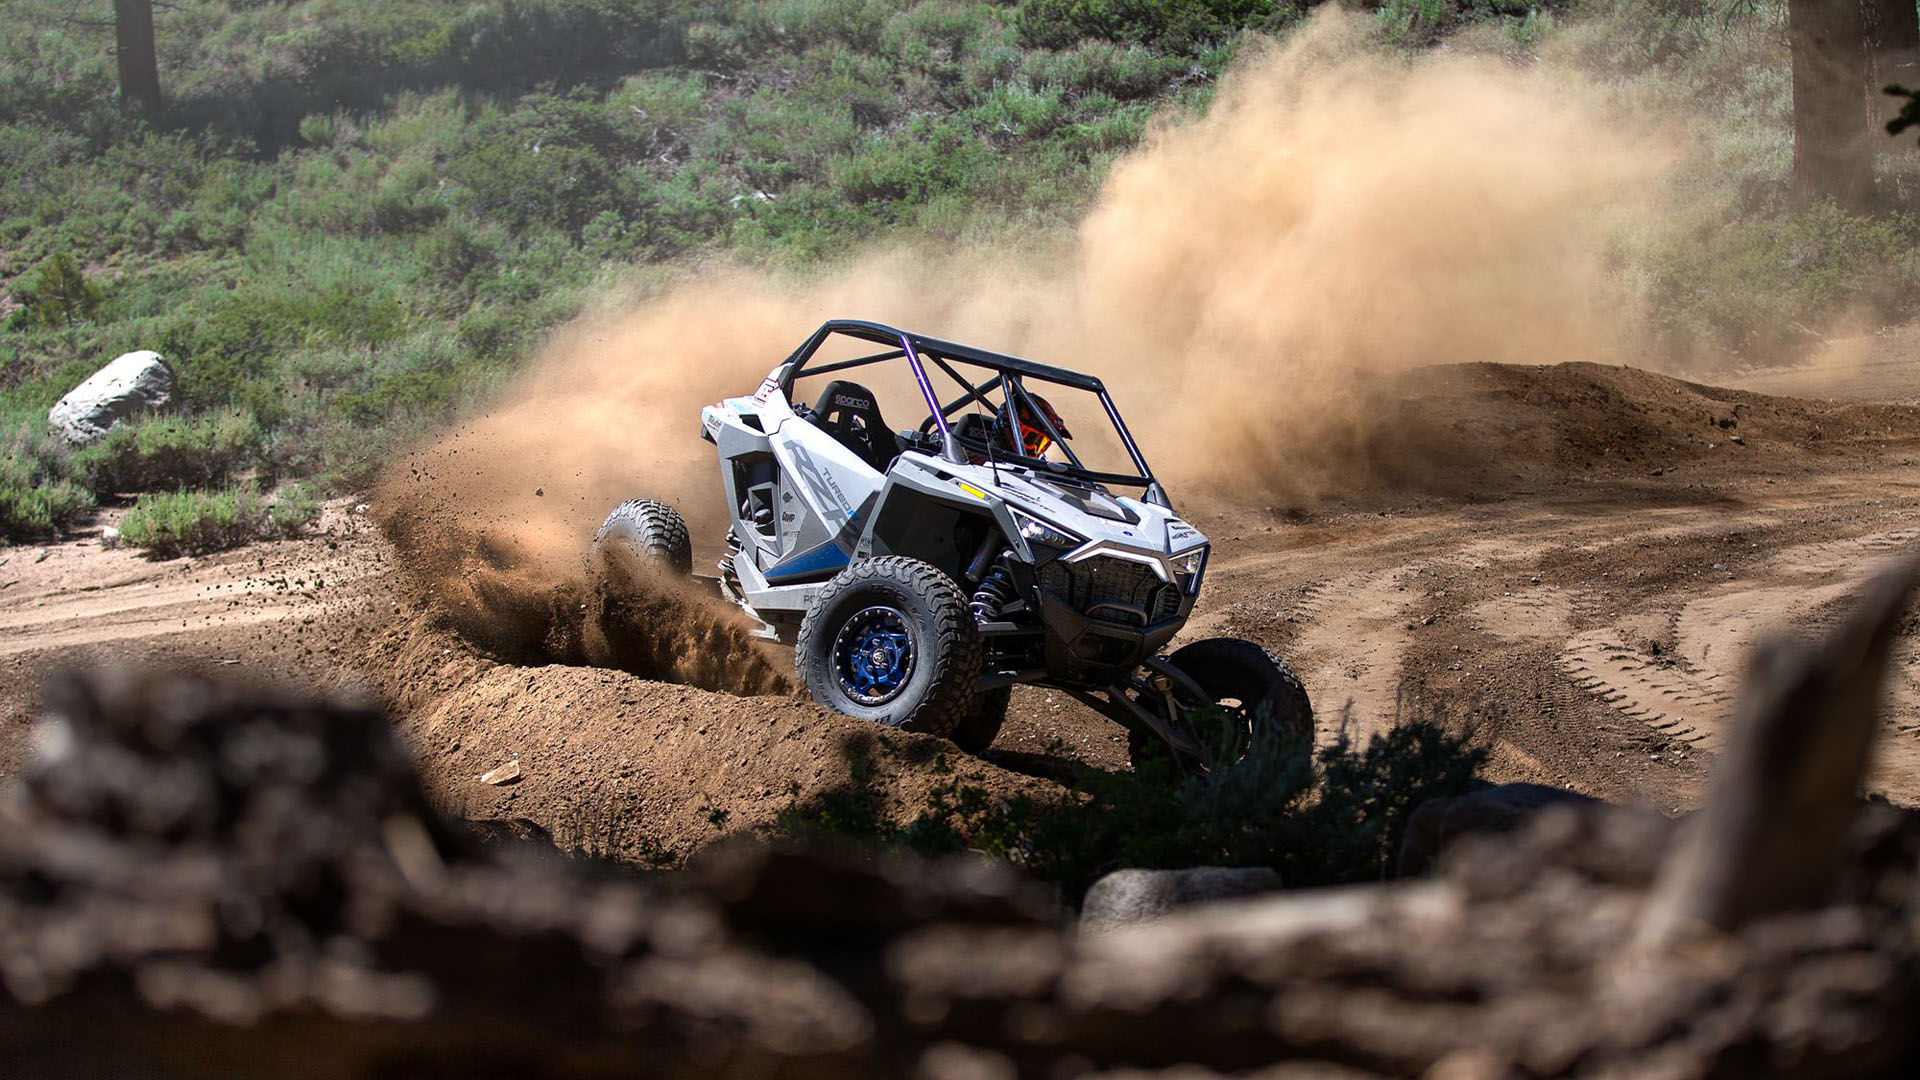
top-left (592, 320), bottom-right (1311, 771)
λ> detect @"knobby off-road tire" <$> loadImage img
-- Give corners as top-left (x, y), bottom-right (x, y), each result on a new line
top-left (590, 499), bottom-right (693, 585)
top-left (796, 557), bottom-right (981, 737)
top-left (1129, 637), bottom-right (1313, 773)
top-left (951, 685), bottom-right (1011, 754)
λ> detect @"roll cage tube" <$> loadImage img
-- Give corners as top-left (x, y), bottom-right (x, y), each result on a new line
top-left (778, 319), bottom-right (1160, 486)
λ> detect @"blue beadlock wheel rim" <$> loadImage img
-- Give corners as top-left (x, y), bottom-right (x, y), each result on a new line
top-left (832, 605), bottom-right (916, 707)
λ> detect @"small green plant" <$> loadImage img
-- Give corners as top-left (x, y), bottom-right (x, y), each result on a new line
top-left (266, 482), bottom-right (320, 538)
top-left (77, 409), bottom-right (267, 494)
top-left (770, 737), bottom-right (904, 845)
top-left (1014, 0), bottom-right (1295, 52)
top-left (0, 421), bottom-right (93, 542)
top-left (117, 482), bottom-right (318, 558)
top-left (8, 254), bottom-right (103, 331)
top-left (118, 486), bottom-right (262, 558)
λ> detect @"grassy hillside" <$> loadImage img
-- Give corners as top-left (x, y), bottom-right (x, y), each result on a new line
top-left (2, 0), bottom-right (1918, 545)
top-left (0, 0), bottom-right (1247, 543)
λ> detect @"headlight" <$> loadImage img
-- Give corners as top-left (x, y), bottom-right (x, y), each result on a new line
top-left (1171, 546), bottom-right (1208, 593)
top-left (1011, 509), bottom-right (1080, 552)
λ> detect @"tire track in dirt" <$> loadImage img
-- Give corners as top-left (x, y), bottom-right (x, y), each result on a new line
top-left (1553, 529), bottom-right (1920, 756)
top-left (1555, 633), bottom-right (1731, 750)
top-left (1285, 568), bottom-right (1417, 743)
top-left (0, 558), bottom-right (379, 658)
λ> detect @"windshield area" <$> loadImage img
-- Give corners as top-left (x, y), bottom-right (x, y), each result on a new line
top-left (784, 325), bottom-right (1153, 487)
top-left (936, 374), bottom-right (1138, 481)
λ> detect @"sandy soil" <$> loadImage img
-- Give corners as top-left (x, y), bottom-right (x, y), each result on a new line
top-left (6, 351), bottom-right (1920, 856)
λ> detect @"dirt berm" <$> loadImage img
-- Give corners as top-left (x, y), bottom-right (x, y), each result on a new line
top-left (365, 604), bottom-right (1055, 860)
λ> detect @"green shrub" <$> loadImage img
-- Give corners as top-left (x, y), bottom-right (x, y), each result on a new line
top-left (77, 408), bottom-right (267, 494)
top-left (0, 421), bottom-right (93, 542)
top-left (266, 481), bottom-right (320, 538)
top-left (447, 93), bottom-right (644, 236)
top-left (116, 482), bottom-right (318, 558)
top-left (118, 486), bottom-right (263, 558)
top-left (833, 115), bottom-right (990, 206)
top-left (8, 253), bottom-right (103, 331)
top-left (1644, 200), bottom-right (1920, 359)
top-left (775, 717), bottom-right (1487, 905)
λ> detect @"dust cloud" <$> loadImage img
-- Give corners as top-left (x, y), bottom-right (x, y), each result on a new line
top-left (378, 8), bottom-right (1683, 666)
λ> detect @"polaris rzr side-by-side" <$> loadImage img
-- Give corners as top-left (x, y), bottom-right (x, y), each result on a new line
top-left (590, 320), bottom-right (1312, 771)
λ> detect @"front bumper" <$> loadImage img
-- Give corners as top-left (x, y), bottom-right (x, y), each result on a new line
top-left (1028, 552), bottom-right (1192, 684)
top-left (1034, 592), bottom-right (1184, 682)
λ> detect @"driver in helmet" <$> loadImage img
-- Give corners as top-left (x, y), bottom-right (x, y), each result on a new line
top-left (1002, 392), bottom-right (1071, 458)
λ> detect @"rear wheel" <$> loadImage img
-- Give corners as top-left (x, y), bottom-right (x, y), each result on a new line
top-left (590, 499), bottom-right (693, 583)
top-left (796, 557), bottom-right (981, 736)
top-left (951, 685), bottom-right (1011, 754)
top-left (1128, 638), bottom-right (1313, 773)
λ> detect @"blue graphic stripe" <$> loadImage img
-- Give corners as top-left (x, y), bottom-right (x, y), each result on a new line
top-left (766, 539), bottom-right (853, 582)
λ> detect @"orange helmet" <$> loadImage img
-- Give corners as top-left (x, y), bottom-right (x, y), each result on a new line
top-left (1003, 392), bottom-right (1071, 458)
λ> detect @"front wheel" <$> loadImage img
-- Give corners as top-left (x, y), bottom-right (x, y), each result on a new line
top-left (796, 557), bottom-right (982, 736)
top-left (1128, 637), bottom-right (1313, 773)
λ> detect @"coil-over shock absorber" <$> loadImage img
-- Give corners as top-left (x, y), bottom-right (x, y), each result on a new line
top-left (970, 558), bottom-right (1016, 622)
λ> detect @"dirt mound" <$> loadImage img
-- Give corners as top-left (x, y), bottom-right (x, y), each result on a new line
top-left (365, 610), bottom-right (1054, 861)
top-left (1249, 360), bottom-right (1920, 505)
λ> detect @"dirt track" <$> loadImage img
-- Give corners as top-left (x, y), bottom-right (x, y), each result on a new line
top-left (6, 352), bottom-right (1920, 856)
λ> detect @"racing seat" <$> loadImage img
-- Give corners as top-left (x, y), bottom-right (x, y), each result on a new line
top-left (950, 411), bottom-right (999, 462)
top-left (811, 380), bottom-right (901, 473)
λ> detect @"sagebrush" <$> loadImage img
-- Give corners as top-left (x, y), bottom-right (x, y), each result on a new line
top-left (117, 484), bottom-right (320, 558)
top-left (773, 718), bottom-right (1487, 904)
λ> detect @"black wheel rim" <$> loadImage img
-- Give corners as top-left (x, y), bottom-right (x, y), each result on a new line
top-left (1139, 682), bottom-right (1259, 771)
top-left (1180, 693), bottom-right (1255, 764)
top-left (832, 605), bottom-right (916, 706)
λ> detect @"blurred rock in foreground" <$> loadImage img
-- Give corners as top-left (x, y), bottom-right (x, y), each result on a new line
top-left (2, 562), bottom-right (1919, 1078)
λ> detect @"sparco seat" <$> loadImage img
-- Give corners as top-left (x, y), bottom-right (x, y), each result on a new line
top-left (811, 380), bottom-right (901, 473)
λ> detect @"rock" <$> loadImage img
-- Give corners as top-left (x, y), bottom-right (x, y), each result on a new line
top-left (479, 759), bottom-right (521, 785)
top-left (1396, 782), bottom-right (1600, 877)
top-left (46, 350), bottom-right (174, 444)
top-left (1639, 557), bottom-right (1920, 943)
top-left (1080, 866), bottom-right (1282, 930)
top-left (6, 656), bottom-right (1920, 1078)
top-left (99, 526), bottom-right (120, 550)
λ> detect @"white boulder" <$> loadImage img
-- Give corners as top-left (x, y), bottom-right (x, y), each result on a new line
top-left (47, 351), bottom-right (175, 444)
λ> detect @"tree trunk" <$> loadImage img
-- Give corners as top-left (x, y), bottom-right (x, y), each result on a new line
top-left (1790, 0), bottom-right (1874, 207)
top-left (1864, 0), bottom-right (1920, 127)
top-left (113, 0), bottom-right (161, 113)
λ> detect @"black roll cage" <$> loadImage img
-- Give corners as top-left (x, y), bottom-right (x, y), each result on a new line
top-left (778, 319), bottom-right (1159, 490)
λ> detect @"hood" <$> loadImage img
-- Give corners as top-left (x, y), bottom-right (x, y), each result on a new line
top-left (940, 459), bottom-right (1207, 557)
